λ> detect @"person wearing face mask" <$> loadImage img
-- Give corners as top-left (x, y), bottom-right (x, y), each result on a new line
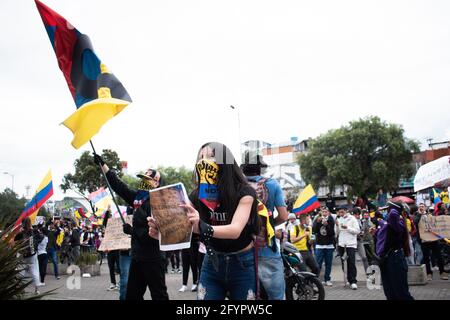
top-left (374, 201), bottom-right (415, 300)
top-left (93, 153), bottom-right (169, 300)
top-left (149, 142), bottom-right (260, 300)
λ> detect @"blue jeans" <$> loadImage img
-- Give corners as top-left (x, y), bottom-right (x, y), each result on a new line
top-left (119, 254), bottom-right (132, 301)
top-left (412, 237), bottom-right (423, 265)
top-left (315, 248), bottom-right (334, 282)
top-left (258, 246), bottom-right (285, 300)
top-left (198, 248), bottom-right (256, 300)
top-left (47, 248), bottom-right (59, 278)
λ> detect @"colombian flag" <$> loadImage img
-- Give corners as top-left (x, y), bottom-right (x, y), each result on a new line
top-left (34, 0), bottom-right (132, 149)
top-left (292, 184), bottom-right (320, 215)
top-left (88, 187), bottom-right (112, 211)
top-left (15, 170), bottom-right (53, 227)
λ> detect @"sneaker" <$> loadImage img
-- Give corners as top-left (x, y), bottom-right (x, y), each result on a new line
top-left (115, 284), bottom-right (120, 290)
top-left (56, 276), bottom-right (61, 280)
top-left (191, 284), bottom-right (198, 292)
top-left (427, 274), bottom-right (433, 281)
top-left (440, 273), bottom-right (449, 280)
top-left (326, 281), bottom-right (333, 287)
top-left (346, 282), bottom-right (351, 287)
top-left (107, 284), bottom-right (116, 291)
top-left (170, 269), bottom-right (176, 274)
top-left (177, 268), bottom-right (182, 274)
top-left (35, 290), bottom-right (40, 295)
top-left (351, 283), bottom-right (358, 290)
top-left (179, 285), bottom-right (187, 293)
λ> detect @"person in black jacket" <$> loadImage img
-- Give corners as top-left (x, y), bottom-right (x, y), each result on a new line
top-left (312, 207), bottom-right (335, 286)
top-left (94, 153), bottom-right (169, 300)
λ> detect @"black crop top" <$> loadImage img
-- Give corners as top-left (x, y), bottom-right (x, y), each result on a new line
top-left (190, 185), bottom-right (259, 253)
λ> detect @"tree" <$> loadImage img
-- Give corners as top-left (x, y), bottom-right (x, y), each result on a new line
top-left (0, 189), bottom-right (27, 230)
top-left (297, 116), bottom-right (420, 199)
top-left (157, 166), bottom-right (195, 194)
top-left (60, 149), bottom-right (123, 210)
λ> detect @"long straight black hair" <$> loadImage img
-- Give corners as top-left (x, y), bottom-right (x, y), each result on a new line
top-left (193, 142), bottom-right (259, 228)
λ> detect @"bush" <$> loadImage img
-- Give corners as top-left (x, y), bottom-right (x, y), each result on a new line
top-left (75, 252), bottom-right (98, 268)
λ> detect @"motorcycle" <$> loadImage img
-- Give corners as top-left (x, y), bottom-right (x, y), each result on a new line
top-left (282, 241), bottom-right (325, 300)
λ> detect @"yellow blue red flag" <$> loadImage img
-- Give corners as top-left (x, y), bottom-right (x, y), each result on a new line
top-left (292, 184), bottom-right (321, 215)
top-left (15, 170), bottom-right (53, 227)
top-left (34, 0), bottom-right (132, 149)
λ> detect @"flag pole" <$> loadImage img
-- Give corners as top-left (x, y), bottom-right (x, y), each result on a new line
top-left (89, 140), bottom-right (126, 225)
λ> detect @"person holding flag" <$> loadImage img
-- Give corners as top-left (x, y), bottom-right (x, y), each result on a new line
top-left (94, 154), bottom-right (169, 300)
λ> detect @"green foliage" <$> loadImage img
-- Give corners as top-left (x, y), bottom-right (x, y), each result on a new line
top-left (156, 166), bottom-right (195, 194)
top-left (37, 206), bottom-right (51, 220)
top-left (0, 189), bottom-right (27, 230)
top-left (298, 116), bottom-right (420, 197)
top-left (75, 251), bottom-right (98, 268)
top-left (0, 227), bottom-right (55, 300)
top-left (60, 149), bottom-right (123, 196)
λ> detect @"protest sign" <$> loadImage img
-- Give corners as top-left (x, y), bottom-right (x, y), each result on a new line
top-left (419, 215), bottom-right (450, 242)
top-left (150, 183), bottom-right (192, 251)
top-left (98, 215), bottom-right (133, 251)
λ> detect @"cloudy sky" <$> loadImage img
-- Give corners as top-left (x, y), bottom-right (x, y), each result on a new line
top-left (1, 0), bottom-right (450, 199)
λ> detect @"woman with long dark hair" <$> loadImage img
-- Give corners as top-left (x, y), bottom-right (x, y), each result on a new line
top-left (149, 142), bottom-right (261, 300)
top-left (374, 201), bottom-right (414, 300)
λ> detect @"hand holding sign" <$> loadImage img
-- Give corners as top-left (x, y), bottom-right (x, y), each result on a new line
top-left (180, 203), bottom-right (200, 234)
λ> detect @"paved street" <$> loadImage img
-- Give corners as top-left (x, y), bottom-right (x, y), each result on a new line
top-left (34, 258), bottom-right (450, 300)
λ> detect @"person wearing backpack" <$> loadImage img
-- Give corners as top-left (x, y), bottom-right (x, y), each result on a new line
top-left (288, 213), bottom-right (320, 276)
top-left (14, 217), bottom-right (44, 294)
top-left (241, 151), bottom-right (289, 300)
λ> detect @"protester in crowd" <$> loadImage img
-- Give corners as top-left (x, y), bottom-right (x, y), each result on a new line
top-left (70, 223), bottom-right (81, 262)
top-left (413, 204), bottom-right (448, 281)
top-left (374, 201), bottom-right (414, 300)
top-left (288, 213), bottom-right (320, 276)
top-left (335, 207), bottom-right (360, 290)
top-left (312, 207), bottom-right (335, 286)
top-left (45, 221), bottom-right (61, 280)
top-left (360, 209), bottom-right (377, 266)
top-left (94, 153), bottom-right (169, 300)
top-left (102, 209), bottom-right (121, 291)
top-left (411, 204), bottom-right (425, 265)
top-left (169, 250), bottom-right (181, 274)
top-left (117, 206), bottom-right (134, 300)
top-left (151, 142), bottom-right (260, 300)
top-left (14, 217), bottom-right (44, 294)
top-left (37, 227), bottom-right (49, 285)
top-left (179, 234), bottom-right (201, 293)
top-left (60, 227), bottom-right (72, 265)
top-left (241, 150), bottom-right (289, 300)
top-left (353, 207), bottom-right (370, 275)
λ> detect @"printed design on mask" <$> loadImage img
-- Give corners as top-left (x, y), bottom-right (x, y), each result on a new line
top-left (197, 159), bottom-right (220, 211)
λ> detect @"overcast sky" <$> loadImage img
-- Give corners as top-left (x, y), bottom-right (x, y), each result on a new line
top-left (1, 0), bottom-right (450, 200)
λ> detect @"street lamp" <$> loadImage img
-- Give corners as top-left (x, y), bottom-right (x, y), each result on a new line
top-left (3, 172), bottom-right (14, 192)
top-left (230, 105), bottom-right (243, 161)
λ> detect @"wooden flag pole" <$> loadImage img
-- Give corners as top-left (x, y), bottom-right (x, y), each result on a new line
top-left (89, 140), bottom-right (126, 225)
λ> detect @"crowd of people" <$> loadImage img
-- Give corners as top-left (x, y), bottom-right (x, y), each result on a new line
top-left (12, 142), bottom-right (450, 300)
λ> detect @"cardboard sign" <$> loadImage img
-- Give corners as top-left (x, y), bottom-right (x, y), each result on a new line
top-left (418, 215), bottom-right (450, 242)
top-left (98, 215), bottom-right (133, 251)
top-left (150, 183), bottom-right (192, 251)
